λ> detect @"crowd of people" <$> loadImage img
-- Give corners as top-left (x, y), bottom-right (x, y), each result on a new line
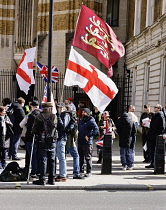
top-left (0, 96), bottom-right (165, 185)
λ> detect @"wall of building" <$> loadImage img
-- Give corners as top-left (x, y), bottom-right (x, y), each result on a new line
top-left (125, 0), bottom-right (166, 119)
top-left (0, 0), bottom-right (15, 69)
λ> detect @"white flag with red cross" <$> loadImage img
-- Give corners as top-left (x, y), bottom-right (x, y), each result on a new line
top-left (64, 47), bottom-right (118, 113)
top-left (16, 47), bottom-right (36, 94)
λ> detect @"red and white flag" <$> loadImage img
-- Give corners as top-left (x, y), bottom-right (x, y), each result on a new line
top-left (16, 47), bottom-right (36, 94)
top-left (64, 47), bottom-right (118, 113)
top-left (72, 5), bottom-right (125, 76)
top-left (42, 85), bottom-right (57, 114)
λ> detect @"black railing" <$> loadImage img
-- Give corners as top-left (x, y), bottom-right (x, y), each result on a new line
top-left (0, 70), bottom-right (127, 119)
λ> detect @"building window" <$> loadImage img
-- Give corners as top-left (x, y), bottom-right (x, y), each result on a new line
top-left (162, 0), bottom-right (166, 15)
top-left (144, 63), bottom-right (150, 104)
top-left (146, 0), bottom-right (155, 27)
top-left (134, 0), bottom-right (142, 36)
top-left (107, 0), bottom-right (120, 26)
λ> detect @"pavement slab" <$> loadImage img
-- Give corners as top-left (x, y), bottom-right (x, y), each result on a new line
top-left (0, 134), bottom-right (165, 190)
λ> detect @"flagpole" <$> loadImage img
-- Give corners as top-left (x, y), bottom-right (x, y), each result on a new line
top-left (47, 0), bottom-right (54, 102)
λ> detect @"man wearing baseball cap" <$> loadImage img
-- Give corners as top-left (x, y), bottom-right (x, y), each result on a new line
top-left (32, 102), bottom-right (58, 185)
top-left (77, 108), bottom-right (99, 177)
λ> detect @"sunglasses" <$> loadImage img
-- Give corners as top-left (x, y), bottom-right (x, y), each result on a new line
top-left (154, 106), bottom-right (159, 109)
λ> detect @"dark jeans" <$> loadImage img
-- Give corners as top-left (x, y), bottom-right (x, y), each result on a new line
top-left (149, 141), bottom-right (156, 165)
top-left (38, 143), bottom-right (56, 181)
top-left (78, 144), bottom-right (93, 174)
top-left (142, 132), bottom-right (151, 162)
top-left (9, 133), bottom-right (21, 158)
top-left (26, 141), bottom-right (40, 175)
top-left (0, 148), bottom-right (7, 167)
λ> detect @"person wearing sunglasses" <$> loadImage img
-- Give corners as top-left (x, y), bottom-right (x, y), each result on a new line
top-left (145, 104), bottom-right (165, 169)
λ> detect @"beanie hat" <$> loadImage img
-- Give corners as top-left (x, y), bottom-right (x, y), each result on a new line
top-left (30, 100), bottom-right (39, 107)
top-left (83, 108), bottom-right (91, 115)
top-left (42, 102), bottom-right (53, 108)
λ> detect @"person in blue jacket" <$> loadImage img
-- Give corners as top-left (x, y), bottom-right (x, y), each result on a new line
top-left (77, 108), bottom-right (99, 177)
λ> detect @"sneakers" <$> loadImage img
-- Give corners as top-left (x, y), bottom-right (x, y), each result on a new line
top-left (55, 176), bottom-right (66, 182)
top-left (84, 173), bottom-right (92, 177)
top-left (145, 164), bottom-right (154, 169)
top-left (122, 167), bottom-right (127, 171)
top-left (30, 174), bottom-right (37, 179)
top-left (127, 167), bottom-right (133, 170)
top-left (73, 175), bottom-right (85, 179)
top-left (33, 179), bottom-right (45, 185)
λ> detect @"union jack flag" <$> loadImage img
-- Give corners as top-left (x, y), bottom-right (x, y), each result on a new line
top-left (36, 62), bottom-right (58, 83)
top-left (42, 85), bottom-right (57, 114)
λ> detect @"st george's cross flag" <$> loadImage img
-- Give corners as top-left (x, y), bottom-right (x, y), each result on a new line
top-left (36, 62), bottom-right (58, 83)
top-left (72, 5), bottom-right (125, 77)
top-left (64, 47), bottom-right (118, 113)
top-left (16, 47), bottom-right (36, 94)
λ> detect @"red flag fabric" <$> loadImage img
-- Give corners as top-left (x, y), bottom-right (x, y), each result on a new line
top-left (72, 5), bottom-right (125, 74)
top-left (64, 47), bottom-right (118, 113)
top-left (16, 47), bottom-right (36, 94)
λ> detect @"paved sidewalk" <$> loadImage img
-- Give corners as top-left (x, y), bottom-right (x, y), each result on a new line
top-left (0, 134), bottom-right (165, 190)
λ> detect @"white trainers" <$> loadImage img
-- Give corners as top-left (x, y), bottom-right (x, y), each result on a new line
top-left (127, 167), bottom-right (133, 170)
top-left (122, 167), bottom-right (127, 171)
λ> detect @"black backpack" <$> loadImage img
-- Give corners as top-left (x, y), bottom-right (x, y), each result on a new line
top-left (65, 113), bottom-right (78, 136)
top-left (39, 113), bottom-right (57, 143)
top-left (0, 162), bottom-right (28, 182)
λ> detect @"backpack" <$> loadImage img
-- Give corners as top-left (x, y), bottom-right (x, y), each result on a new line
top-left (0, 162), bottom-right (27, 182)
top-left (39, 113), bottom-right (57, 143)
top-left (65, 113), bottom-right (78, 136)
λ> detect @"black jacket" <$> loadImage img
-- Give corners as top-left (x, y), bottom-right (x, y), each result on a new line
top-left (148, 111), bottom-right (165, 143)
top-left (78, 115), bottom-right (99, 145)
top-left (10, 102), bottom-right (25, 134)
top-left (140, 111), bottom-right (154, 135)
top-left (117, 112), bottom-right (136, 148)
top-left (25, 109), bottom-right (41, 142)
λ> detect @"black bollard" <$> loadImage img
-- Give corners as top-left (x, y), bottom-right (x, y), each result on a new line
top-left (154, 135), bottom-right (165, 174)
top-left (101, 133), bottom-right (112, 174)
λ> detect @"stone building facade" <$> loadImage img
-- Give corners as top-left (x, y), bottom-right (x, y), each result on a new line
top-left (125, 0), bottom-right (166, 120)
top-left (0, 0), bottom-right (127, 108)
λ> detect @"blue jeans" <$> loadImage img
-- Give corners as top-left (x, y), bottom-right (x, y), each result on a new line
top-left (56, 140), bottom-right (66, 177)
top-left (9, 134), bottom-right (21, 158)
top-left (120, 147), bottom-right (134, 168)
top-left (26, 141), bottom-right (40, 175)
top-left (38, 143), bottom-right (56, 181)
top-left (66, 147), bottom-right (80, 176)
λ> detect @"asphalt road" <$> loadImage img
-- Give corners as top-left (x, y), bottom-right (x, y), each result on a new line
top-left (0, 190), bottom-right (166, 210)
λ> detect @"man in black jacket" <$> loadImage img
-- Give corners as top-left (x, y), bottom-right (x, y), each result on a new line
top-left (140, 104), bottom-right (154, 163)
top-left (8, 97), bottom-right (25, 160)
top-left (78, 108), bottom-right (99, 177)
top-left (117, 112), bottom-right (136, 170)
top-left (25, 100), bottom-right (41, 178)
top-left (33, 102), bottom-right (57, 185)
top-left (145, 104), bottom-right (165, 168)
